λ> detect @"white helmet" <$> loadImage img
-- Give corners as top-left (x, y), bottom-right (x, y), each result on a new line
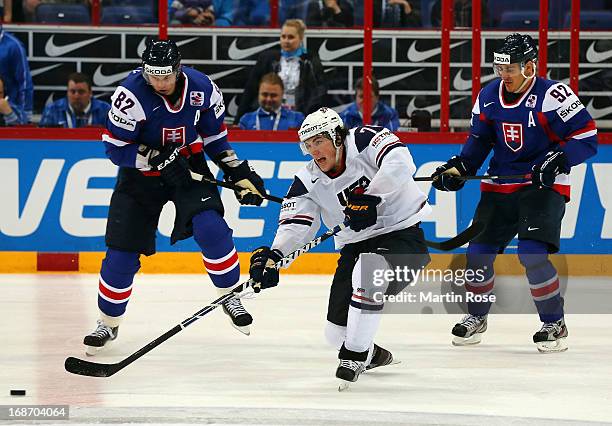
top-left (298, 107), bottom-right (344, 155)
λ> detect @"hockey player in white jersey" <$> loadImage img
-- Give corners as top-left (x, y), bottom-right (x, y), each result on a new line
top-left (248, 107), bottom-right (431, 389)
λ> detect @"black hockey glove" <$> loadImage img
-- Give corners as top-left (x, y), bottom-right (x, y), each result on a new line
top-left (149, 146), bottom-right (191, 188)
top-left (431, 156), bottom-right (471, 192)
top-left (344, 192), bottom-right (382, 232)
top-left (249, 246), bottom-right (284, 293)
top-left (215, 150), bottom-right (266, 206)
top-left (532, 150), bottom-right (570, 189)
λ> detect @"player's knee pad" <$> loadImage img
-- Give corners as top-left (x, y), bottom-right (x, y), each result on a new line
top-left (518, 239), bottom-right (549, 268)
top-left (324, 321), bottom-right (346, 350)
top-left (192, 210), bottom-right (233, 250)
top-left (351, 254), bottom-right (387, 311)
top-left (192, 210), bottom-right (239, 288)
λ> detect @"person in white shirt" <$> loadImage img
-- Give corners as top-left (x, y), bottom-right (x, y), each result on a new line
top-left (248, 107), bottom-right (431, 389)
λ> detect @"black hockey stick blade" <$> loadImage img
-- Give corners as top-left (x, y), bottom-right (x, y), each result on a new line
top-left (424, 221), bottom-right (484, 251)
top-left (64, 356), bottom-right (121, 377)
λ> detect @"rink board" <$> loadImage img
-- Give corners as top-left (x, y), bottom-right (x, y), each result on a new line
top-left (0, 138), bottom-right (610, 273)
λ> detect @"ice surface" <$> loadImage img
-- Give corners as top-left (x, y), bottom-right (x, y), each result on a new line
top-left (1, 273), bottom-right (611, 425)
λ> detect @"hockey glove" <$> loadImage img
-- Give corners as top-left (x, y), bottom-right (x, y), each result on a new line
top-left (431, 156), bottom-right (471, 192)
top-left (249, 246), bottom-right (284, 293)
top-left (215, 150), bottom-right (266, 206)
top-left (532, 150), bottom-right (570, 189)
top-left (344, 192), bottom-right (382, 232)
top-left (149, 146), bottom-right (191, 188)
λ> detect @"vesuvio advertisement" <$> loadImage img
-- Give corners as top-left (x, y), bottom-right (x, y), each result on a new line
top-left (1, 139), bottom-right (610, 254)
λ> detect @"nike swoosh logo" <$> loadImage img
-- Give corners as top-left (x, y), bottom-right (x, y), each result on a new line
top-left (137, 37), bottom-right (200, 57)
top-left (228, 39), bottom-right (279, 60)
top-left (586, 41), bottom-right (612, 63)
top-left (406, 96), bottom-right (467, 117)
top-left (546, 69), bottom-right (601, 86)
top-left (311, 178), bottom-right (319, 183)
top-left (318, 40), bottom-right (379, 61)
top-left (228, 95), bottom-right (239, 117)
top-left (484, 102), bottom-right (495, 107)
top-left (453, 69), bottom-right (497, 91)
top-left (586, 99), bottom-right (612, 120)
top-left (527, 226), bottom-right (539, 231)
top-left (378, 69), bottom-right (423, 88)
top-left (407, 40), bottom-right (468, 62)
top-left (209, 67), bottom-right (245, 81)
top-left (152, 105), bottom-right (162, 112)
top-left (201, 196), bottom-right (211, 202)
top-left (30, 63), bottom-right (62, 77)
top-left (93, 65), bottom-right (130, 87)
top-left (45, 35), bottom-right (106, 57)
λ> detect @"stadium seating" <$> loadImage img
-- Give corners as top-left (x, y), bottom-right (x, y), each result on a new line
top-left (101, 6), bottom-right (156, 24)
top-left (498, 10), bottom-right (540, 29)
top-left (35, 3), bottom-right (91, 23)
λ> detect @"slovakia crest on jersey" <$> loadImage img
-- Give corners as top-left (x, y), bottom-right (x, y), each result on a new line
top-left (502, 122), bottom-right (523, 152)
top-left (163, 127), bottom-right (186, 145)
top-left (190, 91), bottom-right (204, 106)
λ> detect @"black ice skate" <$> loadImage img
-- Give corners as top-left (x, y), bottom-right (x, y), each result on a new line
top-left (533, 318), bottom-right (568, 353)
top-left (84, 320), bottom-right (118, 356)
top-left (366, 344), bottom-right (398, 371)
top-left (336, 344), bottom-right (367, 391)
top-left (452, 314), bottom-right (488, 346)
top-left (222, 296), bottom-right (253, 336)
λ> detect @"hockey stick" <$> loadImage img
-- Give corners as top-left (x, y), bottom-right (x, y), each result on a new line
top-left (64, 222), bottom-right (349, 378)
top-left (190, 170), bottom-right (482, 251)
top-left (413, 173), bottom-right (530, 182)
top-left (189, 171), bottom-right (284, 203)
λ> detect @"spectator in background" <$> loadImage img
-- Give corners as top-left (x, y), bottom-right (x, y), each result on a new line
top-left (233, 0), bottom-right (269, 26)
top-left (23, 0), bottom-right (91, 22)
top-left (374, 0), bottom-right (420, 27)
top-left (0, 23), bottom-right (33, 121)
top-left (279, 0), bottom-right (306, 24)
top-left (431, 0), bottom-right (489, 28)
top-left (169, 0), bottom-right (232, 26)
top-left (235, 19), bottom-right (326, 124)
top-left (306, 0), bottom-right (354, 27)
top-left (239, 73), bottom-right (305, 130)
top-left (1, 0), bottom-right (12, 22)
top-left (340, 76), bottom-right (400, 131)
top-left (40, 72), bottom-right (110, 128)
top-left (0, 75), bottom-right (26, 125)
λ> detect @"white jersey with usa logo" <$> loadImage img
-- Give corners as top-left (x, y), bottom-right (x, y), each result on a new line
top-left (102, 66), bottom-right (227, 169)
top-left (270, 126), bottom-right (431, 254)
top-left (462, 77), bottom-right (598, 199)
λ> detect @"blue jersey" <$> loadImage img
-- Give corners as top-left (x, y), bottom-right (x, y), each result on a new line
top-left (340, 101), bottom-right (400, 132)
top-left (239, 107), bottom-right (304, 130)
top-left (461, 77), bottom-right (598, 199)
top-left (40, 97), bottom-right (110, 128)
top-left (103, 66), bottom-right (230, 169)
top-left (0, 29), bottom-right (34, 121)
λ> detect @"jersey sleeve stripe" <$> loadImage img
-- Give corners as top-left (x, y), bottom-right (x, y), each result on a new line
top-left (566, 120), bottom-right (597, 140)
top-left (202, 128), bottom-right (228, 145)
top-left (279, 218), bottom-right (313, 226)
top-left (102, 131), bottom-right (133, 147)
top-left (536, 111), bottom-right (563, 144)
top-left (375, 141), bottom-right (404, 167)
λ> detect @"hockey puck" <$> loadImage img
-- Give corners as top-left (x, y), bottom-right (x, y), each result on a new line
top-left (10, 390), bottom-right (26, 396)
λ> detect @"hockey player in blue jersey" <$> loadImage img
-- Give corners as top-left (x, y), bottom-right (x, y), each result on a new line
top-left (83, 38), bottom-right (267, 355)
top-left (431, 33), bottom-right (598, 353)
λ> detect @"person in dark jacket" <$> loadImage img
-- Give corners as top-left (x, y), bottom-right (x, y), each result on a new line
top-left (234, 19), bottom-right (327, 124)
top-left (306, 0), bottom-right (354, 27)
top-left (340, 76), bottom-right (400, 131)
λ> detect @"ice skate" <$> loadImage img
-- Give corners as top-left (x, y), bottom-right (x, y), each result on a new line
top-left (533, 319), bottom-right (568, 353)
top-left (222, 296), bottom-right (253, 336)
top-left (336, 359), bottom-right (366, 391)
top-left (366, 344), bottom-right (399, 371)
top-left (84, 320), bottom-right (118, 356)
top-left (452, 314), bottom-right (488, 346)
